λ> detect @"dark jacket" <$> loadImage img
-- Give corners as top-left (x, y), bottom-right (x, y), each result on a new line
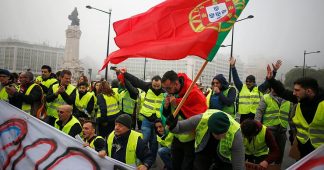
top-left (55, 115), bottom-right (82, 138)
top-left (9, 82), bottom-right (43, 117)
top-left (110, 130), bottom-right (154, 168)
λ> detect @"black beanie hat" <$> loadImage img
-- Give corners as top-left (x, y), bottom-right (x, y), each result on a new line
top-left (208, 112), bottom-right (230, 134)
top-left (115, 114), bottom-right (132, 129)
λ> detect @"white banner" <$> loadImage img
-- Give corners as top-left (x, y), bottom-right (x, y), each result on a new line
top-left (287, 144), bottom-right (324, 170)
top-left (0, 101), bottom-right (133, 170)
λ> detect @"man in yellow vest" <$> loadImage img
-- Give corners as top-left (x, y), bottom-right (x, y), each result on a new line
top-left (6, 71), bottom-right (43, 117)
top-left (0, 69), bottom-right (17, 103)
top-left (107, 114), bottom-right (154, 169)
top-left (154, 119), bottom-right (173, 170)
top-left (82, 120), bottom-right (106, 157)
top-left (230, 57), bottom-right (282, 123)
top-left (168, 110), bottom-right (245, 170)
top-left (267, 67), bottom-right (324, 159)
top-left (206, 74), bottom-right (237, 118)
top-left (75, 82), bottom-right (95, 119)
top-left (46, 70), bottom-right (77, 126)
top-left (255, 86), bottom-right (293, 165)
top-left (35, 65), bottom-right (58, 94)
top-left (54, 104), bottom-right (82, 138)
top-left (241, 119), bottom-right (280, 169)
top-left (118, 67), bottom-right (164, 164)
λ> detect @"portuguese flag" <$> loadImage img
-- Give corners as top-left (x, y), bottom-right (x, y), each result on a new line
top-left (100, 0), bottom-right (249, 70)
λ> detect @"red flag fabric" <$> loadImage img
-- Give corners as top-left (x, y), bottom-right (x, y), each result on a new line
top-left (100, 0), bottom-right (249, 70)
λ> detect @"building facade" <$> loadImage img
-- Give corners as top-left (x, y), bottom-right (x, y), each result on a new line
top-left (110, 54), bottom-right (245, 88)
top-left (0, 38), bottom-right (64, 75)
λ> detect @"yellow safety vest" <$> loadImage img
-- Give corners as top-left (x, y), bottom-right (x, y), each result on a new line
top-left (47, 84), bottom-right (76, 118)
top-left (206, 86), bottom-right (237, 117)
top-left (119, 90), bottom-right (137, 115)
top-left (97, 94), bottom-right (120, 117)
top-left (243, 125), bottom-right (269, 157)
top-left (107, 130), bottom-right (143, 166)
top-left (140, 89), bottom-right (164, 118)
top-left (75, 91), bottom-right (95, 114)
top-left (86, 136), bottom-right (105, 150)
top-left (238, 84), bottom-right (262, 114)
top-left (137, 91), bottom-right (146, 121)
top-left (36, 76), bottom-right (58, 89)
top-left (293, 101), bottom-right (324, 148)
top-left (157, 132), bottom-right (174, 148)
top-left (263, 94), bottom-right (290, 128)
top-left (21, 83), bottom-right (38, 114)
top-left (54, 116), bottom-right (81, 136)
top-left (0, 84), bottom-right (17, 102)
top-left (195, 109), bottom-right (240, 160)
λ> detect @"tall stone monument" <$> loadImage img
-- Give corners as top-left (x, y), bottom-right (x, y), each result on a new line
top-left (62, 7), bottom-right (84, 83)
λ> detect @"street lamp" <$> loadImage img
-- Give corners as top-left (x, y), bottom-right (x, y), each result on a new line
top-left (303, 50), bottom-right (320, 77)
top-left (227, 15), bottom-right (254, 83)
top-left (86, 5), bottom-right (112, 81)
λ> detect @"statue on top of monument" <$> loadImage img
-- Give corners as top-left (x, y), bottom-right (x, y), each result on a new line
top-left (68, 7), bottom-right (80, 26)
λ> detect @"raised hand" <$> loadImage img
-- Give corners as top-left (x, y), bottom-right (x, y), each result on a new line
top-left (229, 56), bottom-right (236, 67)
top-left (272, 59), bottom-right (282, 71)
top-left (266, 64), bottom-right (273, 80)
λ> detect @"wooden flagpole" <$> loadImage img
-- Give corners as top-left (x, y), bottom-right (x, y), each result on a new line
top-left (172, 60), bottom-right (209, 117)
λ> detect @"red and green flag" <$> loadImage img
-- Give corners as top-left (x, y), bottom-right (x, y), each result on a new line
top-left (100, 0), bottom-right (249, 70)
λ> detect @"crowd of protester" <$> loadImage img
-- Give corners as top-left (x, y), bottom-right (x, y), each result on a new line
top-left (1, 58), bottom-right (323, 170)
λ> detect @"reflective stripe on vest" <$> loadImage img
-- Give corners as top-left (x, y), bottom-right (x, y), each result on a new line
top-left (238, 84), bottom-right (262, 114)
top-left (293, 101), bottom-right (324, 148)
top-left (47, 84), bottom-right (76, 118)
top-left (243, 125), bottom-right (269, 157)
top-left (140, 89), bottom-right (164, 118)
top-left (157, 132), bottom-right (174, 148)
top-left (107, 130), bottom-right (143, 166)
top-left (263, 94), bottom-right (290, 128)
top-left (206, 87), bottom-right (236, 117)
top-left (54, 116), bottom-right (81, 136)
top-left (119, 90), bottom-right (136, 114)
top-left (97, 94), bottom-right (120, 117)
top-left (21, 83), bottom-right (38, 114)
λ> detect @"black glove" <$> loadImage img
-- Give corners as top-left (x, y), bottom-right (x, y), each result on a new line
top-left (166, 115), bottom-right (178, 131)
top-left (289, 130), bottom-right (294, 145)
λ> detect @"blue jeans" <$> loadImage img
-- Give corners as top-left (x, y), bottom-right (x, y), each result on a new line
top-left (158, 147), bottom-right (172, 170)
top-left (141, 118), bottom-right (158, 162)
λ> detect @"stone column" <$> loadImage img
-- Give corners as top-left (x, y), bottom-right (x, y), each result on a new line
top-left (62, 25), bottom-right (84, 84)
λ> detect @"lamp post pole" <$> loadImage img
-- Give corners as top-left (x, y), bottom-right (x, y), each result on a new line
top-left (144, 58), bottom-right (147, 80)
top-left (227, 15), bottom-right (254, 83)
top-left (303, 50), bottom-right (320, 77)
top-left (86, 5), bottom-right (112, 81)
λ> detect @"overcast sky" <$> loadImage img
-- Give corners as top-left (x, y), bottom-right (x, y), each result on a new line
top-left (1, 0), bottom-right (323, 74)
